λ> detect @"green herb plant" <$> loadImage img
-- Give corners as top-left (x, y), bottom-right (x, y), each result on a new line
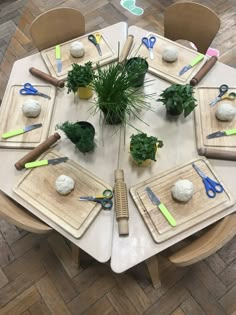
top-left (125, 56), bottom-right (148, 83)
top-left (66, 61), bottom-right (94, 94)
top-left (130, 133), bottom-right (163, 166)
top-left (91, 62), bottom-right (152, 125)
top-left (56, 121), bottom-right (95, 153)
top-left (157, 84), bottom-right (197, 117)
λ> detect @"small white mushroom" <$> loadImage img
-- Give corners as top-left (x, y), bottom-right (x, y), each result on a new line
top-left (22, 99), bottom-right (41, 118)
top-left (215, 102), bottom-right (236, 121)
top-left (171, 179), bottom-right (194, 203)
top-left (70, 41), bottom-right (85, 58)
top-left (55, 175), bottom-right (75, 195)
top-left (162, 46), bottom-right (178, 63)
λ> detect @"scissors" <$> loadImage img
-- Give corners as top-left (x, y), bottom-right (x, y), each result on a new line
top-left (79, 189), bottom-right (113, 210)
top-left (220, 91), bottom-right (236, 101)
top-left (20, 83), bottom-right (51, 99)
top-left (88, 33), bottom-right (102, 56)
top-left (209, 84), bottom-right (228, 106)
top-left (192, 163), bottom-right (224, 198)
top-left (142, 36), bottom-right (156, 60)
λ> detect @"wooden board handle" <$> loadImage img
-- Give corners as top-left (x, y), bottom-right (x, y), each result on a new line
top-left (14, 132), bottom-right (61, 170)
top-left (118, 35), bottom-right (134, 64)
top-left (190, 56), bottom-right (218, 86)
top-left (114, 169), bottom-right (129, 236)
top-left (198, 147), bottom-right (236, 160)
top-left (29, 67), bottom-right (65, 88)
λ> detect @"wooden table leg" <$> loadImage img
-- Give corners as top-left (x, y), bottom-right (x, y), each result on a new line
top-left (71, 242), bottom-right (80, 268)
top-left (145, 255), bottom-right (161, 289)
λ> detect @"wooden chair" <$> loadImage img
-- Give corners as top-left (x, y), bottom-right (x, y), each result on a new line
top-left (164, 2), bottom-right (221, 54)
top-left (168, 214), bottom-right (236, 266)
top-left (146, 214), bottom-right (236, 288)
top-left (29, 7), bottom-right (85, 51)
top-left (0, 190), bottom-right (80, 269)
top-left (0, 190), bottom-right (52, 234)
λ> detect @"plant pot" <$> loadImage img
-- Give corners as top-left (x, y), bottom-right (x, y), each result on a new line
top-left (166, 108), bottom-right (183, 116)
top-left (74, 121), bottom-right (95, 153)
top-left (130, 144), bottom-right (158, 167)
top-left (77, 85), bottom-right (93, 99)
top-left (126, 57), bottom-right (149, 88)
top-left (101, 108), bottom-right (126, 125)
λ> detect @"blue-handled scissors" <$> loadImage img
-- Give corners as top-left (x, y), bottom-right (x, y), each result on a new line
top-left (142, 36), bottom-right (156, 60)
top-left (209, 84), bottom-right (228, 106)
top-left (192, 163), bottom-right (224, 198)
top-left (79, 189), bottom-right (113, 210)
top-left (88, 33), bottom-right (102, 56)
top-left (20, 83), bottom-right (51, 99)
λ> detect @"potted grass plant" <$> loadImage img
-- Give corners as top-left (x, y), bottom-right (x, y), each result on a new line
top-left (66, 61), bottom-right (95, 99)
top-left (157, 83), bottom-right (197, 117)
top-left (130, 132), bottom-right (163, 166)
top-left (91, 62), bottom-right (151, 125)
top-left (125, 56), bottom-right (149, 87)
top-left (56, 121), bottom-right (95, 153)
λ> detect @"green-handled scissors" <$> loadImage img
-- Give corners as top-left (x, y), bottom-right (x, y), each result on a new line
top-left (79, 189), bottom-right (113, 210)
top-left (88, 32), bottom-right (102, 56)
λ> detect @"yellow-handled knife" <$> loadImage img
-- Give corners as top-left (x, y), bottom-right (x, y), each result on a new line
top-left (145, 186), bottom-right (176, 227)
top-left (179, 53), bottom-right (204, 76)
top-left (2, 123), bottom-right (42, 139)
top-left (25, 156), bottom-right (68, 169)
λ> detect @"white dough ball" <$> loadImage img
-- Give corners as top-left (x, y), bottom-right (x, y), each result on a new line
top-left (162, 46), bottom-right (178, 63)
top-left (55, 175), bottom-right (75, 195)
top-left (70, 41), bottom-right (85, 58)
top-left (215, 102), bottom-right (236, 121)
top-left (22, 99), bottom-right (41, 118)
top-left (171, 179), bottom-right (194, 203)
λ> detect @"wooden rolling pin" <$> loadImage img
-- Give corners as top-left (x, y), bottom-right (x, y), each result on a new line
top-left (14, 132), bottom-right (61, 170)
top-left (190, 56), bottom-right (218, 86)
top-left (118, 35), bottom-right (134, 64)
top-left (29, 67), bottom-right (65, 88)
top-left (198, 147), bottom-right (236, 161)
top-left (114, 169), bottom-right (129, 235)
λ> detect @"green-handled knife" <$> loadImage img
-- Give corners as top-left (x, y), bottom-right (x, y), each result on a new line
top-left (207, 128), bottom-right (236, 139)
top-left (2, 123), bottom-right (42, 139)
top-left (55, 45), bottom-right (62, 73)
top-left (25, 157), bottom-right (68, 169)
top-left (145, 186), bottom-right (176, 227)
top-left (179, 53), bottom-right (204, 76)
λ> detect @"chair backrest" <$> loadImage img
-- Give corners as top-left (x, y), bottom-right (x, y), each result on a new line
top-left (30, 7), bottom-right (85, 51)
top-left (0, 190), bottom-right (52, 234)
top-left (168, 214), bottom-right (236, 267)
top-left (164, 2), bottom-right (221, 54)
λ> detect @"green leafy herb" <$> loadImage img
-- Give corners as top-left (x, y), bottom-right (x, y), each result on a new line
top-left (130, 133), bottom-right (163, 165)
top-left (56, 121), bottom-right (95, 153)
top-left (91, 62), bottom-right (152, 125)
top-left (66, 61), bottom-right (94, 93)
top-left (157, 84), bottom-right (197, 117)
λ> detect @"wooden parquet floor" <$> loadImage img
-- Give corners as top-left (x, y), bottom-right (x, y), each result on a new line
top-left (0, 1), bottom-right (236, 314)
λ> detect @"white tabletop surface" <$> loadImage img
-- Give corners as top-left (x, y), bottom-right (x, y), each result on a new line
top-left (110, 26), bottom-right (236, 273)
top-left (0, 22), bottom-right (128, 263)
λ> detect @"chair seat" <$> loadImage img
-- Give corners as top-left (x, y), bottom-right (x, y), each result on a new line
top-left (168, 214), bottom-right (236, 267)
top-left (0, 190), bottom-right (52, 234)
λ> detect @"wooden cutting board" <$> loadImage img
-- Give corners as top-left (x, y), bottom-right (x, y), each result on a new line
top-left (41, 32), bottom-right (117, 79)
top-left (130, 158), bottom-right (235, 243)
top-left (14, 150), bottom-right (113, 238)
top-left (132, 32), bottom-right (206, 85)
top-left (0, 84), bottom-right (56, 149)
top-left (195, 87), bottom-right (236, 153)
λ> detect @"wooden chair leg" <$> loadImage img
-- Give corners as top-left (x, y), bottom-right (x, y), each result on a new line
top-left (145, 255), bottom-right (161, 289)
top-left (71, 242), bottom-right (80, 268)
